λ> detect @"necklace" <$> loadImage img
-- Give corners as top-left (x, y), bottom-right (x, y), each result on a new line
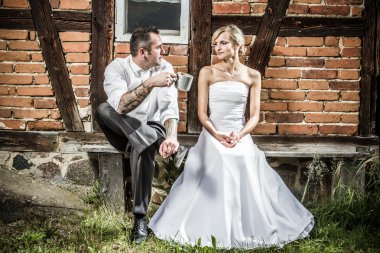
top-left (225, 67), bottom-right (240, 80)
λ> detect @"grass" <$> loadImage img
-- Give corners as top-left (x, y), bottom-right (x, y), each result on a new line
top-left (0, 156), bottom-right (379, 253)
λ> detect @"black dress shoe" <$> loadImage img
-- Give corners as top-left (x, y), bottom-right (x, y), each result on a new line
top-left (131, 217), bottom-right (148, 244)
top-left (171, 145), bottom-right (189, 168)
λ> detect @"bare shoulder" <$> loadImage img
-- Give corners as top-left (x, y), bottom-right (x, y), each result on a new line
top-left (198, 65), bottom-right (214, 84)
top-left (199, 65), bottom-right (214, 75)
top-left (246, 67), bottom-right (261, 87)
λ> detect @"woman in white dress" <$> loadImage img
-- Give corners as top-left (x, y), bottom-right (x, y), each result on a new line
top-left (149, 25), bottom-right (314, 249)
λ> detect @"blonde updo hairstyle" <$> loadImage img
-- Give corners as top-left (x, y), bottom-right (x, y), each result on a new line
top-left (212, 24), bottom-right (246, 55)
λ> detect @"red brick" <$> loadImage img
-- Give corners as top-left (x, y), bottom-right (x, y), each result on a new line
top-left (341, 114), bottom-right (359, 123)
top-left (351, 6), bottom-right (363, 17)
top-left (262, 79), bottom-right (297, 89)
top-left (0, 87), bottom-right (10, 95)
top-left (288, 102), bottom-right (324, 111)
top-left (294, 0), bottom-right (321, 3)
top-left (161, 45), bottom-right (170, 56)
top-left (319, 125), bottom-right (357, 135)
top-left (28, 121), bottom-right (64, 130)
top-left (329, 81), bottom-right (359, 90)
top-left (50, 0), bottom-right (60, 9)
top-left (179, 112), bottom-right (186, 121)
top-left (114, 53), bottom-right (130, 59)
top-left (2, 0), bottom-right (28, 8)
top-left (0, 29), bottom-right (28, 40)
top-left (77, 99), bottom-right (89, 108)
top-left (17, 86), bottom-right (53, 96)
top-left (29, 31), bottom-right (36, 40)
top-left (325, 59), bottom-right (360, 69)
top-left (341, 48), bottom-right (361, 57)
top-left (15, 63), bottom-right (46, 73)
top-left (174, 66), bottom-right (188, 73)
top-left (115, 43), bottom-right (131, 54)
top-left (213, 3), bottom-right (251, 14)
top-left (0, 108), bottom-right (12, 118)
top-left (298, 80), bottom-right (329, 90)
top-left (325, 102), bottom-right (359, 112)
top-left (324, 37), bottom-right (339, 46)
top-left (59, 32), bottom-right (90, 42)
top-left (71, 75), bottom-right (90, 85)
top-left (178, 91), bottom-right (187, 99)
top-left (31, 52), bottom-right (44, 62)
top-left (325, 0), bottom-right (362, 4)
top-left (0, 75), bottom-right (33, 84)
top-left (265, 68), bottom-right (301, 79)
top-left (8, 41), bottom-right (40, 51)
top-left (163, 56), bottom-right (188, 66)
top-left (13, 109), bottom-right (50, 119)
top-left (305, 113), bottom-right (340, 123)
top-left (278, 124), bottom-right (318, 135)
top-left (261, 90), bottom-right (269, 100)
top-left (302, 70), bottom-right (337, 79)
top-left (251, 4), bottom-right (267, 14)
top-left (0, 63), bottom-right (13, 73)
top-left (0, 97), bottom-right (33, 107)
top-left (260, 102), bottom-right (288, 111)
top-left (34, 99), bottom-right (57, 109)
top-left (266, 113), bottom-right (304, 123)
top-left (270, 91), bottom-right (305, 100)
top-left (342, 37), bottom-right (361, 47)
top-left (286, 58), bottom-right (324, 67)
top-left (307, 47), bottom-right (340, 57)
top-left (268, 57), bottom-right (285, 67)
top-left (244, 35), bottom-right (253, 46)
top-left (69, 65), bottom-right (89, 74)
top-left (252, 124), bottom-right (277, 134)
top-left (309, 6), bottom-right (350, 16)
top-left (74, 87), bottom-right (89, 97)
top-left (0, 41), bottom-right (6, 50)
top-left (177, 122), bottom-right (186, 133)
top-left (288, 37), bottom-right (324, 47)
top-left (179, 101), bottom-right (187, 111)
top-left (66, 53), bottom-right (90, 63)
top-left (34, 75), bottom-right (50, 85)
top-left (275, 37), bottom-right (286, 46)
top-left (272, 46), bottom-right (306, 56)
top-left (0, 120), bottom-right (25, 130)
top-left (340, 91), bottom-right (359, 101)
top-left (307, 91), bottom-right (339, 101)
top-left (170, 45), bottom-right (188, 56)
top-left (288, 4), bottom-right (309, 14)
top-left (338, 70), bottom-right (359, 80)
top-left (0, 51), bottom-right (30, 61)
top-left (62, 42), bottom-right (90, 53)
top-left (60, 0), bottom-right (91, 10)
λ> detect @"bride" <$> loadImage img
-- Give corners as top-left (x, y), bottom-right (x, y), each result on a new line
top-left (149, 24), bottom-right (314, 249)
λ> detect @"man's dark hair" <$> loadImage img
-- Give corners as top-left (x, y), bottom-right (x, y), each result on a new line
top-left (130, 26), bottom-right (160, 57)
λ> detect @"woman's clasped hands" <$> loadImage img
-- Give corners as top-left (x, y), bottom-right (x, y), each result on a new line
top-left (215, 131), bottom-right (241, 148)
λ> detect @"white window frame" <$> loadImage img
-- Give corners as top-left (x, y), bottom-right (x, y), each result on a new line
top-left (115, 0), bottom-right (190, 44)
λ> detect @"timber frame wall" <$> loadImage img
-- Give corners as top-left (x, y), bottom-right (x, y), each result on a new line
top-left (0, 0), bottom-right (379, 152)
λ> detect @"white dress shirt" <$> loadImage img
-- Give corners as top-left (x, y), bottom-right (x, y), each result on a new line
top-left (103, 55), bottom-right (179, 124)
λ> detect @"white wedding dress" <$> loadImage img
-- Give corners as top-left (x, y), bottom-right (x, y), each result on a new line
top-left (149, 81), bottom-right (314, 249)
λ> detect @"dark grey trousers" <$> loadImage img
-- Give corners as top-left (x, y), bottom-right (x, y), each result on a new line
top-left (95, 102), bottom-right (165, 216)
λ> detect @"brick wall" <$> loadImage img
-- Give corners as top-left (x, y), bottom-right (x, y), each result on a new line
top-left (0, 0), bottom-right (92, 131)
top-left (212, 0), bottom-right (363, 135)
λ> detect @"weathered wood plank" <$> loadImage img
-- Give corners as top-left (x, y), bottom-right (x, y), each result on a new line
top-left (376, 0), bottom-right (380, 136)
top-left (248, 0), bottom-right (290, 74)
top-left (212, 16), bottom-right (365, 37)
top-left (28, 0), bottom-right (84, 131)
top-left (188, 0), bottom-right (212, 134)
top-left (0, 131), bottom-right (59, 152)
top-left (360, 0), bottom-right (376, 136)
top-left (91, 0), bottom-right (115, 131)
top-left (0, 9), bottom-right (91, 32)
top-left (98, 153), bottom-right (125, 213)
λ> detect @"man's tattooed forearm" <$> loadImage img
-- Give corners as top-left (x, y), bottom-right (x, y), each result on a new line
top-left (117, 85), bottom-right (152, 114)
top-left (164, 119), bottom-right (178, 139)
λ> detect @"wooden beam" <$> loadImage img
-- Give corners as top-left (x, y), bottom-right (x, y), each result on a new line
top-left (0, 9), bottom-right (91, 32)
top-left (376, 0), bottom-right (380, 136)
top-left (28, 0), bottom-right (84, 131)
top-left (248, 0), bottom-right (289, 74)
top-left (0, 131), bottom-right (59, 152)
top-left (212, 16), bottom-right (365, 37)
top-left (360, 0), bottom-right (377, 136)
top-left (91, 0), bottom-right (114, 132)
top-left (188, 0), bottom-right (212, 133)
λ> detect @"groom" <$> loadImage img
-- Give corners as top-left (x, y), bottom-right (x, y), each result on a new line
top-left (96, 26), bottom-right (180, 244)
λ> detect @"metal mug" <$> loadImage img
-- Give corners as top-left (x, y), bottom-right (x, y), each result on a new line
top-left (175, 72), bottom-right (193, 92)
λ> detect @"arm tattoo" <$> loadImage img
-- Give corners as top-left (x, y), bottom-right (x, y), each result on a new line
top-left (164, 118), bottom-right (178, 139)
top-left (117, 84), bottom-right (153, 114)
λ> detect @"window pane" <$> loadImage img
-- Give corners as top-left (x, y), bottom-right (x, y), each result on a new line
top-left (127, 0), bottom-right (181, 33)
